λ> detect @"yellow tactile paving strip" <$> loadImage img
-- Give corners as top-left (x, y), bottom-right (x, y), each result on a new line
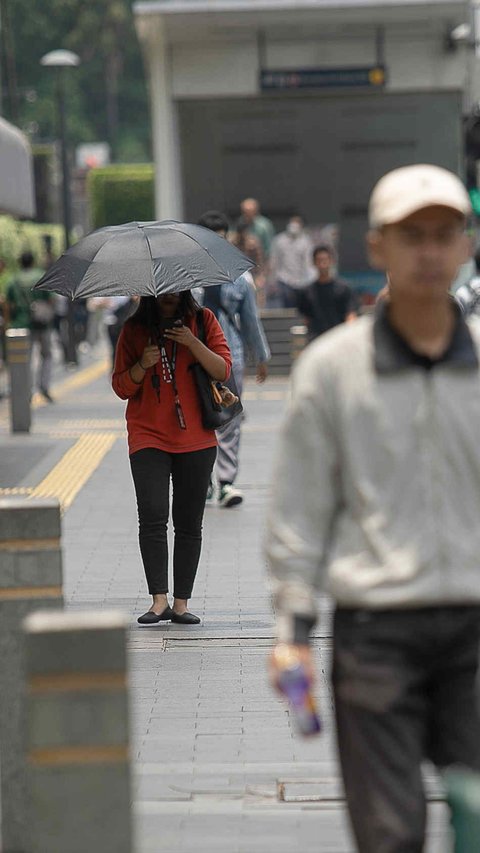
top-left (0, 358), bottom-right (110, 429)
top-left (28, 672), bottom-right (127, 693)
top-left (54, 419), bottom-right (125, 431)
top-left (28, 745), bottom-right (129, 767)
top-left (30, 433), bottom-right (117, 512)
top-left (0, 586), bottom-right (62, 601)
top-left (30, 359), bottom-right (110, 408)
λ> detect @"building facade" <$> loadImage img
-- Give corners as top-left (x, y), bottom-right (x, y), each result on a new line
top-left (134, 0), bottom-right (476, 273)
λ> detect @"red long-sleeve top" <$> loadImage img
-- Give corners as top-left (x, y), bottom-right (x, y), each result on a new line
top-left (112, 309), bottom-right (232, 455)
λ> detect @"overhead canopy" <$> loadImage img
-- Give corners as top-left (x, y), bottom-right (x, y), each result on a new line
top-left (0, 117), bottom-right (36, 219)
top-left (135, 0), bottom-right (466, 45)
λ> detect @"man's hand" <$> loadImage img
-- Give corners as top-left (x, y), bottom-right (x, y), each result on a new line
top-left (268, 643), bottom-right (315, 696)
top-left (256, 362), bottom-right (268, 384)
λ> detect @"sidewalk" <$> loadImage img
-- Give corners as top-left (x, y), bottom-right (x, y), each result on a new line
top-left (0, 348), bottom-right (450, 852)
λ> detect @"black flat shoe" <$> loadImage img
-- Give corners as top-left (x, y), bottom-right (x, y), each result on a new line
top-left (137, 605), bottom-right (173, 625)
top-left (171, 611), bottom-right (201, 625)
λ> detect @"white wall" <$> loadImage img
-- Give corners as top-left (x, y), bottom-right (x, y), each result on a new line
top-left (170, 27), bottom-right (467, 99)
top-left (172, 42), bottom-right (259, 97)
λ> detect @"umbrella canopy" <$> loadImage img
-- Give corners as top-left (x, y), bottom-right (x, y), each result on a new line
top-left (34, 220), bottom-right (255, 299)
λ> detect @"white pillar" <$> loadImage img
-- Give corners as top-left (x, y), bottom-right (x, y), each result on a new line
top-left (143, 17), bottom-right (183, 221)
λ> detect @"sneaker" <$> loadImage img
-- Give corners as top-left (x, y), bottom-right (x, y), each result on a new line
top-left (218, 484), bottom-right (243, 508)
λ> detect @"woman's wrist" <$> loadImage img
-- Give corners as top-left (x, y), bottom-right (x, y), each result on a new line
top-left (188, 338), bottom-right (203, 357)
top-left (129, 360), bottom-right (147, 385)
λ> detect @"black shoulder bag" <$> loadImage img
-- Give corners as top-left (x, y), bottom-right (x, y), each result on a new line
top-left (189, 309), bottom-right (243, 430)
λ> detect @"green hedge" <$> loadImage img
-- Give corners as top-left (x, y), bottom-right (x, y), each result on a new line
top-left (87, 164), bottom-right (155, 229)
top-left (0, 216), bottom-right (64, 293)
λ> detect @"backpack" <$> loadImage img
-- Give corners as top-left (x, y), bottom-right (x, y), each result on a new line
top-left (11, 278), bottom-right (54, 328)
top-left (203, 284), bottom-right (240, 331)
top-left (459, 279), bottom-right (480, 317)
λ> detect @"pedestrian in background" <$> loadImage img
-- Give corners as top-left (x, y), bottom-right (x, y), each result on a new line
top-left (6, 251), bottom-right (55, 402)
top-left (112, 291), bottom-right (232, 625)
top-left (270, 214), bottom-right (313, 308)
top-left (198, 210), bottom-right (271, 508)
top-left (103, 296), bottom-right (138, 369)
top-left (267, 164), bottom-right (480, 853)
top-left (238, 197), bottom-right (275, 261)
top-left (297, 245), bottom-right (357, 340)
top-left (232, 218), bottom-right (265, 302)
top-left (42, 235), bottom-right (72, 368)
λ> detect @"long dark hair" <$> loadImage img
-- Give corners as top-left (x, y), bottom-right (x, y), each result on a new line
top-left (129, 292), bottom-right (201, 329)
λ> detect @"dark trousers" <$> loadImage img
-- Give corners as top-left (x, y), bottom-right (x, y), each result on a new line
top-left (332, 606), bottom-right (480, 853)
top-left (277, 280), bottom-right (300, 310)
top-left (130, 446), bottom-right (216, 599)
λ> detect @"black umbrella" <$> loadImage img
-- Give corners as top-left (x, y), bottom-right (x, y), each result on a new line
top-left (33, 220), bottom-right (255, 299)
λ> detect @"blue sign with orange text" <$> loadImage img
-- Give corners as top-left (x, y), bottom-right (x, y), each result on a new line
top-left (260, 66), bottom-right (386, 91)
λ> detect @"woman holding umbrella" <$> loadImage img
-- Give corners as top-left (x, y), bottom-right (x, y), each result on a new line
top-left (112, 291), bottom-right (232, 625)
top-left (33, 219), bottom-right (253, 623)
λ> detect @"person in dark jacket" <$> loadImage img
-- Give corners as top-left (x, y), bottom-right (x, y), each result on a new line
top-left (297, 245), bottom-right (357, 340)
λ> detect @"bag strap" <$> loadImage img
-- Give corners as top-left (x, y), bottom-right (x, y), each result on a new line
top-left (196, 308), bottom-right (206, 344)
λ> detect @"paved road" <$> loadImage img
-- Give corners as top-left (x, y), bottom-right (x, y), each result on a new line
top-left (0, 344), bottom-right (451, 852)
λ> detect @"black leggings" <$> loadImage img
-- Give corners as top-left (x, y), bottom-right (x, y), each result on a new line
top-left (130, 446), bottom-right (216, 599)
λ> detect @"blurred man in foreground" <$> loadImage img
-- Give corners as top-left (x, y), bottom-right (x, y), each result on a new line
top-left (266, 164), bottom-right (480, 852)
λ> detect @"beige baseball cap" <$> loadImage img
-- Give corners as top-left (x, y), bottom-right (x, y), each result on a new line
top-left (369, 164), bottom-right (471, 229)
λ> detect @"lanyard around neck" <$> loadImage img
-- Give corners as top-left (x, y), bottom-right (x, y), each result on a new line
top-left (154, 340), bottom-right (186, 430)
top-left (160, 341), bottom-right (177, 390)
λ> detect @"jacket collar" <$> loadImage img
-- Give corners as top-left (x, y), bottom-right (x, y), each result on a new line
top-left (373, 299), bottom-right (479, 373)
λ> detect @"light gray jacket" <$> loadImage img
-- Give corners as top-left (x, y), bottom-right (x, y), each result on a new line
top-left (266, 305), bottom-right (480, 641)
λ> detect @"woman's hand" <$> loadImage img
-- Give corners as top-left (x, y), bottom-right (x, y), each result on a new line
top-left (140, 344), bottom-right (160, 368)
top-left (163, 325), bottom-right (197, 350)
top-left (165, 320), bottom-right (227, 381)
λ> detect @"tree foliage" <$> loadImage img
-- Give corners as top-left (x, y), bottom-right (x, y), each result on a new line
top-left (1, 0), bottom-right (150, 162)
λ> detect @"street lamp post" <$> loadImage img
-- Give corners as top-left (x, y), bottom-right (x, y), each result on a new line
top-left (40, 49), bottom-right (80, 366)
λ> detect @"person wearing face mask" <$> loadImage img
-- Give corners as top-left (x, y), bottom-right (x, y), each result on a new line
top-left (270, 215), bottom-right (314, 308)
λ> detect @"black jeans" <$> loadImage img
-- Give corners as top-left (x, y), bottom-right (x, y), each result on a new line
top-left (332, 606), bottom-right (480, 853)
top-left (130, 446), bottom-right (216, 599)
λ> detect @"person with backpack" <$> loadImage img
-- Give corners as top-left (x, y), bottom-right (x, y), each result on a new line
top-left (197, 211), bottom-right (271, 507)
top-left (6, 251), bottom-right (55, 402)
top-left (455, 246), bottom-right (480, 316)
top-left (112, 291), bottom-right (232, 625)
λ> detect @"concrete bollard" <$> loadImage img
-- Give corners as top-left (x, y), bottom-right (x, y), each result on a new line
top-left (5, 328), bottom-right (31, 433)
top-left (23, 610), bottom-right (133, 853)
top-left (0, 497), bottom-right (63, 853)
top-left (290, 323), bottom-right (309, 363)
